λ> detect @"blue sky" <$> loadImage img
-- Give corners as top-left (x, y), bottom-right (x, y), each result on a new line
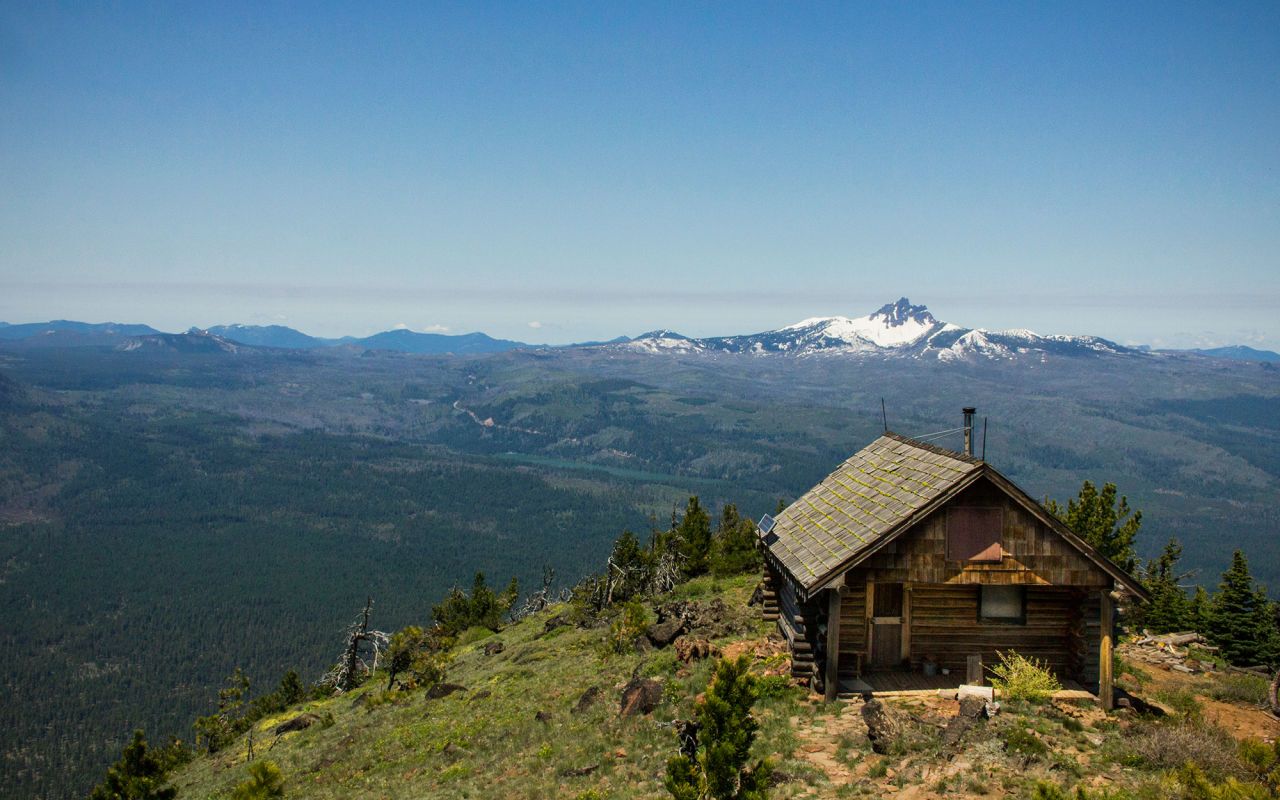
top-left (1, 3), bottom-right (1277, 347)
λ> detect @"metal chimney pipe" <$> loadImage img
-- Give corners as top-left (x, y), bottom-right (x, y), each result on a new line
top-left (962, 407), bottom-right (976, 456)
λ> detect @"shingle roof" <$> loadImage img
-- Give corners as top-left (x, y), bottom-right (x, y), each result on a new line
top-left (763, 432), bottom-right (983, 591)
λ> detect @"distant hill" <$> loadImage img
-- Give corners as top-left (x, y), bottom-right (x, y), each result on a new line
top-left (0, 320), bottom-right (162, 347)
top-left (1184, 345), bottom-right (1280, 363)
top-left (352, 329), bottom-right (527, 355)
top-left (117, 330), bottom-right (244, 354)
top-left (205, 324), bottom-right (333, 349)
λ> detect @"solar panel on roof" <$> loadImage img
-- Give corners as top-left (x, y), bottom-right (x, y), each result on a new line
top-left (757, 514), bottom-right (776, 534)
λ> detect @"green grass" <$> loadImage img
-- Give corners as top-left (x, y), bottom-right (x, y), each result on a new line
top-left (168, 575), bottom-right (824, 800)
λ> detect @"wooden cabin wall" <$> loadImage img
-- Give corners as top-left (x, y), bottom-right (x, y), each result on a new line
top-left (855, 478), bottom-right (1111, 587)
top-left (909, 584), bottom-right (1091, 680)
top-left (837, 579), bottom-right (867, 678)
top-left (1080, 592), bottom-right (1102, 691)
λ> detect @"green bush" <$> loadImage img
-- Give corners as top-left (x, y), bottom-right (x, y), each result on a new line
top-left (1204, 674), bottom-right (1270, 706)
top-left (1004, 727), bottom-right (1049, 757)
top-left (231, 760), bottom-right (285, 799)
top-left (605, 600), bottom-right (651, 655)
top-left (987, 651), bottom-right (1062, 702)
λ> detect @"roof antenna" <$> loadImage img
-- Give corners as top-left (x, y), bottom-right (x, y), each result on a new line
top-left (981, 417), bottom-right (988, 461)
top-left (880, 398), bottom-right (888, 433)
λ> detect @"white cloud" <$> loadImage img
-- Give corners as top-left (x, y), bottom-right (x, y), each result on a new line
top-left (393, 322), bottom-right (410, 330)
top-left (527, 320), bottom-right (544, 329)
top-left (423, 323), bottom-right (450, 333)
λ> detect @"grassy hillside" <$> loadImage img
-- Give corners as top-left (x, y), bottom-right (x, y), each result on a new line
top-left (168, 576), bottom-right (1280, 800)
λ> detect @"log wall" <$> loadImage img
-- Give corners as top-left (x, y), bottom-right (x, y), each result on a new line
top-left (906, 583), bottom-right (1089, 679)
top-left (777, 576), bottom-right (822, 681)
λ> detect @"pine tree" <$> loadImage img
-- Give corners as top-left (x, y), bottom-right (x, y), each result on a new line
top-left (664, 655), bottom-right (771, 800)
top-left (88, 730), bottom-right (177, 800)
top-left (676, 496), bottom-right (714, 577)
top-left (1188, 586), bottom-right (1211, 632)
top-left (231, 760), bottom-right (285, 799)
top-left (1208, 551), bottom-right (1280, 667)
top-left (1046, 481), bottom-right (1141, 573)
top-left (712, 504), bottom-right (762, 577)
top-left (1138, 538), bottom-right (1191, 633)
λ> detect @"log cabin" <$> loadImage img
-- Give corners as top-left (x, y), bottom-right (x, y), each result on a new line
top-left (758, 415), bottom-right (1147, 708)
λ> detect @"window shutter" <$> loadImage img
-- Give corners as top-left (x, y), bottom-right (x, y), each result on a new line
top-left (946, 507), bottom-right (1003, 562)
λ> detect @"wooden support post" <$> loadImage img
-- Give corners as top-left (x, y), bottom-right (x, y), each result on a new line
top-left (825, 587), bottom-right (842, 702)
top-left (966, 654), bottom-right (983, 686)
top-left (864, 581), bottom-right (875, 665)
top-left (900, 584), bottom-right (912, 665)
top-left (1099, 589), bottom-right (1114, 711)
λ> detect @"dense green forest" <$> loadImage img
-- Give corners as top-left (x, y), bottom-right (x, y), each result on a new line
top-left (1, 344), bottom-right (1278, 798)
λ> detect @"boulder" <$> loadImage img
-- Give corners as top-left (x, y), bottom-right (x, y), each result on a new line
top-left (543, 614), bottom-right (569, 634)
top-left (483, 641), bottom-right (505, 656)
top-left (941, 696), bottom-right (988, 746)
top-left (425, 682), bottom-right (467, 700)
top-left (272, 713), bottom-right (320, 735)
top-left (647, 618), bottom-right (686, 648)
top-left (861, 699), bottom-right (904, 755)
top-left (619, 676), bottom-right (663, 716)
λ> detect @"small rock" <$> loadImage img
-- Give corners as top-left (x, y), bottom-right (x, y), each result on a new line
top-left (543, 614), bottom-right (569, 634)
top-left (558, 764), bottom-right (598, 777)
top-left (614, 748), bottom-right (627, 758)
top-left (484, 641), bottom-right (505, 656)
top-left (573, 686), bottom-right (602, 714)
top-left (535, 710), bottom-right (553, 723)
top-left (470, 689), bottom-right (492, 702)
top-left (674, 636), bottom-right (718, 664)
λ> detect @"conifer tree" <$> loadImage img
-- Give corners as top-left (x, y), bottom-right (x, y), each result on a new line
top-left (1208, 551), bottom-right (1280, 667)
top-left (231, 760), bottom-right (285, 799)
top-left (676, 496), bottom-right (713, 577)
top-left (665, 656), bottom-right (771, 800)
top-left (88, 730), bottom-right (177, 800)
top-left (711, 504), bottom-right (762, 577)
top-left (1046, 481), bottom-right (1141, 573)
top-left (1188, 585), bottom-right (1211, 632)
top-left (1138, 538), bottom-right (1191, 633)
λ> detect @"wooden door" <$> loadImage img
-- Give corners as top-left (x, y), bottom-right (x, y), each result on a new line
top-left (870, 582), bottom-right (904, 668)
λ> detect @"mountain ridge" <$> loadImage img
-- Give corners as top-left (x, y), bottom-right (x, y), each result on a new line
top-left (1, 304), bottom-right (1276, 362)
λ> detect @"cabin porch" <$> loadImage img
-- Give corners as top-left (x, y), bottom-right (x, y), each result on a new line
top-left (835, 670), bottom-right (1093, 699)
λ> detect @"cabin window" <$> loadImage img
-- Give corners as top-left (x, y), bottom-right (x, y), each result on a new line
top-left (946, 507), bottom-right (1003, 562)
top-left (980, 585), bottom-right (1025, 623)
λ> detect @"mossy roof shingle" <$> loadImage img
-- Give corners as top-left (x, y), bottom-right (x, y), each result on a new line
top-left (763, 432), bottom-right (982, 591)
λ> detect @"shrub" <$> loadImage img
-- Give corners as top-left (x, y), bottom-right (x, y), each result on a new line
top-left (1004, 727), bottom-right (1049, 758)
top-left (987, 651), bottom-right (1062, 702)
top-left (231, 760), bottom-right (285, 799)
top-left (1117, 721), bottom-right (1242, 779)
top-left (605, 600), bottom-right (651, 655)
top-left (1205, 674), bottom-right (1270, 706)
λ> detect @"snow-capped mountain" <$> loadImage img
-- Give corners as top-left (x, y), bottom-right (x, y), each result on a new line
top-left (617, 298), bottom-right (1135, 362)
